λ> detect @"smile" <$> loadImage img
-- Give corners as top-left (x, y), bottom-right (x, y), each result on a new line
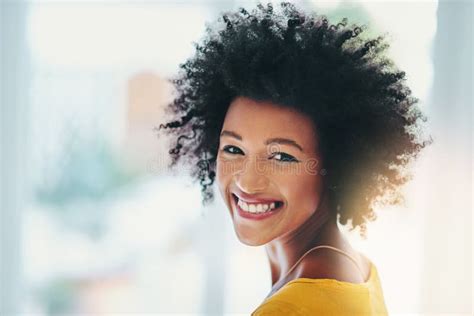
top-left (231, 193), bottom-right (284, 220)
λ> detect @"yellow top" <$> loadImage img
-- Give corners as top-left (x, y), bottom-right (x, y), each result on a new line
top-left (251, 249), bottom-right (389, 316)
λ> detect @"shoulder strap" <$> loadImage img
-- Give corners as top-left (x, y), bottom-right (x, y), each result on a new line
top-left (285, 245), bottom-right (365, 280)
top-left (307, 245), bottom-right (365, 276)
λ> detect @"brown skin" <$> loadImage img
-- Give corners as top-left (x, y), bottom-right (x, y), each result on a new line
top-left (216, 96), bottom-right (370, 297)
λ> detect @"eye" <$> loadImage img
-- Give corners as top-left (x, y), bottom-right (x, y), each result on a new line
top-left (271, 152), bottom-right (299, 163)
top-left (221, 145), bottom-right (243, 155)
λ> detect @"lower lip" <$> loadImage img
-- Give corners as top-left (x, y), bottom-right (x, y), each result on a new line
top-left (231, 195), bottom-right (284, 220)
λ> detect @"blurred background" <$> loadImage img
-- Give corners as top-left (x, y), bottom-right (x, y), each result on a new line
top-left (0, 0), bottom-right (471, 315)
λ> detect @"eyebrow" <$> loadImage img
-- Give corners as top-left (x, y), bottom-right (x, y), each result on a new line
top-left (220, 130), bottom-right (304, 152)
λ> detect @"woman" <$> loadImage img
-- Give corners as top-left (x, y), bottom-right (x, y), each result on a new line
top-left (159, 2), bottom-right (432, 315)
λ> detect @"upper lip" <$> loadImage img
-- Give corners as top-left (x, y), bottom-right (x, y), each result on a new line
top-left (232, 189), bottom-right (282, 204)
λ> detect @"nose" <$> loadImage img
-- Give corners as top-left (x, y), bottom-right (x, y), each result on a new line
top-left (234, 154), bottom-right (270, 193)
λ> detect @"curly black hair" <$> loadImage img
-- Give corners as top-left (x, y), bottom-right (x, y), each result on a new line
top-left (157, 2), bottom-right (433, 238)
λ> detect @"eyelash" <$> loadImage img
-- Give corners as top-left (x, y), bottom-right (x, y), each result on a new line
top-left (220, 145), bottom-right (299, 163)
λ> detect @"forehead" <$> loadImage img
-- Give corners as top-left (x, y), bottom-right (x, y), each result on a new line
top-left (222, 96), bottom-right (319, 151)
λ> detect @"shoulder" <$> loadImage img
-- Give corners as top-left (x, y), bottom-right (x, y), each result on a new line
top-left (252, 300), bottom-right (309, 316)
top-left (253, 282), bottom-right (372, 316)
top-left (295, 247), bottom-right (370, 284)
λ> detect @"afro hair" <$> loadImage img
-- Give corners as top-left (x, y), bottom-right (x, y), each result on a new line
top-left (158, 2), bottom-right (433, 238)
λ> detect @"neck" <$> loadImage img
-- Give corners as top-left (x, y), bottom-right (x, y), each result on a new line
top-left (264, 193), bottom-right (339, 287)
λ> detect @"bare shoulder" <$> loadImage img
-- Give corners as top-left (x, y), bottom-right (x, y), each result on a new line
top-left (295, 246), bottom-right (371, 284)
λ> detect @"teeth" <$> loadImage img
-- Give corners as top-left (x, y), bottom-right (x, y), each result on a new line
top-left (240, 200), bottom-right (249, 212)
top-left (236, 197), bottom-right (280, 214)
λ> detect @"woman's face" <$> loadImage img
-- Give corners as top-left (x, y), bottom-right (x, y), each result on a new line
top-left (216, 96), bottom-right (326, 246)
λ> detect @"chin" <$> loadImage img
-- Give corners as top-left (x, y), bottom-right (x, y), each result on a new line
top-left (233, 226), bottom-right (271, 247)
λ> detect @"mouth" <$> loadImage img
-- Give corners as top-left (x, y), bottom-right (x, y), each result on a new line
top-left (231, 193), bottom-right (284, 220)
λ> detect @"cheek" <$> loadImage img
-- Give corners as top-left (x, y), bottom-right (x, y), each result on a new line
top-left (279, 173), bottom-right (322, 216)
top-left (216, 157), bottom-right (233, 197)
top-left (215, 160), bottom-right (225, 188)
top-left (216, 155), bottom-right (244, 183)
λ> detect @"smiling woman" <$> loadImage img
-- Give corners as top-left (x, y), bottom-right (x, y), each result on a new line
top-left (157, 2), bottom-right (432, 315)
top-left (216, 96), bottom-right (324, 248)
